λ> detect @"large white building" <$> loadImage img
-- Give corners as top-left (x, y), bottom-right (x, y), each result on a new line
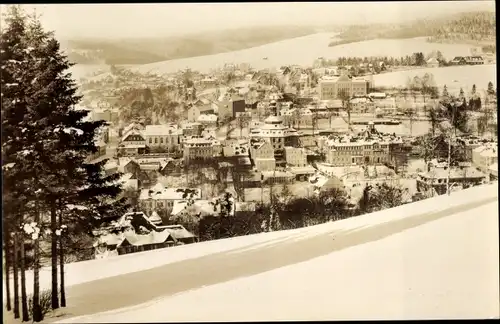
top-left (249, 116), bottom-right (300, 151)
top-left (319, 75), bottom-right (370, 100)
top-left (144, 125), bottom-right (182, 150)
top-left (324, 122), bottom-right (403, 166)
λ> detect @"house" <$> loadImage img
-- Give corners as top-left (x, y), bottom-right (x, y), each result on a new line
top-left (118, 129), bottom-right (146, 156)
top-left (117, 157), bottom-right (141, 174)
top-left (119, 172), bottom-right (139, 190)
top-left (472, 144), bottom-right (498, 173)
top-left (187, 101), bottom-right (215, 122)
top-left (139, 185), bottom-right (202, 215)
top-left (93, 213), bottom-right (199, 258)
top-left (464, 56), bottom-right (485, 65)
top-left (284, 146), bottom-right (308, 167)
top-left (200, 76), bottom-right (217, 87)
top-left (183, 137), bottom-right (216, 162)
top-left (250, 140), bottom-right (276, 172)
top-left (86, 139), bottom-right (107, 162)
top-left (350, 97), bottom-right (375, 114)
top-left (449, 56), bottom-right (485, 66)
top-left (181, 122), bottom-right (203, 137)
top-left (159, 159), bottom-right (182, 176)
top-left (416, 163), bottom-right (486, 195)
top-left (426, 57), bottom-right (439, 68)
top-left (143, 124), bottom-right (182, 151)
top-left (449, 56), bottom-right (467, 65)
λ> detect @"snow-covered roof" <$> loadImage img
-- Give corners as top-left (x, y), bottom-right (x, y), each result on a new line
top-left (118, 230), bottom-right (173, 248)
top-left (144, 125), bottom-right (182, 136)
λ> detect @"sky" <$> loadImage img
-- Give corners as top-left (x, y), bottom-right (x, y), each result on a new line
top-left (11, 1), bottom-right (496, 40)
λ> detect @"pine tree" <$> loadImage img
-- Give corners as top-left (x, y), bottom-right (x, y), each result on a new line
top-left (459, 87), bottom-right (465, 100)
top-left (442, 85), bottom-right (449, 98)
top-left (1, 5), bottom-right (33, 320)
top-left (2, 6), bottom-right (129, 315)
top-left (487, 81), bottom-right (495, 95)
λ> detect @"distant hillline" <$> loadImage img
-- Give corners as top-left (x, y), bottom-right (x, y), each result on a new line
top-left (62, 11), bottom-right (496, 66)
top-left (62, 25), bottom-right (329, 65)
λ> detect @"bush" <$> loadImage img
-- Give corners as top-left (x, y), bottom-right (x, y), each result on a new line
top-left (28, 289), bottom-right (53, 321)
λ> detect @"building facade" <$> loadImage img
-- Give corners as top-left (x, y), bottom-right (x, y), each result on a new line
top-left (183, 138), bottom-right (215, 161)
top-left (319, 75), bottom-right (370, 100)
top-left (144, 125), bottom-right (182, 151)
top-left (284, 146), bottom-right (307, 167)
top-left (250, 140), bottom-right (276, 172)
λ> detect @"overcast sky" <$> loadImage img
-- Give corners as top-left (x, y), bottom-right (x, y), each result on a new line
top-left (16, 1), bottom-right (496, 40)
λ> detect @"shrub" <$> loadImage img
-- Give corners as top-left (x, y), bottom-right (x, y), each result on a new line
top-left (28, 289), bottom-right (53, 321)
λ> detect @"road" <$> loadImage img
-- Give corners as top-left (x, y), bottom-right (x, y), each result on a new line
top-left (35, 195), bottom-right (497, 323)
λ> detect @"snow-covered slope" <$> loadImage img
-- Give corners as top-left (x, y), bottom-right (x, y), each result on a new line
top-left (54, 183), bottom-right (498, 322)
top-left (67, 198), bottom-right (498, 322)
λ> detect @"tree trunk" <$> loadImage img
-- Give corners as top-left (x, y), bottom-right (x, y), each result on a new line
top-left (58, 207), bottom-right (66, 307)
top-left (50, 203), bottom-right (59, 309)
top-left (20, 238), bottom-right (29, 322)
top-left (4, 228), bottom-right (12, 311)
top-left (32, 207), bottom-right (42, 322)
top-left (13, 228), bottom-right (20, 319)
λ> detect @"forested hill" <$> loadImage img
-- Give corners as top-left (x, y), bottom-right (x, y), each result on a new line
top-left (61, 25), bottom-right (319, 65)
top-left (329, 11), bottom-right (496, 47)
top-left (429, 11), bottom-right (496, 43)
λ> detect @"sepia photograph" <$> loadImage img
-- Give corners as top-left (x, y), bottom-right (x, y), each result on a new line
top-left (1, 1), bottom-right (498, 322)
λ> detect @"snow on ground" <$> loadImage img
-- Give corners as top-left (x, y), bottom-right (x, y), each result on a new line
top-left (62, 184), bottom-right (499, 322)
top-left (373, 64), bottom-right (497, 91)
top-left (2, 226), bottom-right (314, 302)
top-left (132, 35), bottom-right (478, 75)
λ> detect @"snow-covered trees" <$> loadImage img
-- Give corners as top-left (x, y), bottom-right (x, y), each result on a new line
top-left (1, 5), bottom-right (127, 322)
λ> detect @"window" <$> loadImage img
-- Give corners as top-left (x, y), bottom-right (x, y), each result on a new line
top-left (155, 138), bottom-right (158, 144)
top-left (149, 138), bottom-right (152, 144)
top-left (160, 137), bottom-right (164, 144)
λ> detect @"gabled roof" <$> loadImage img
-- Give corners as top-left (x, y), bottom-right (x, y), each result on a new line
top-left (122, 129), bottom-right (145, 142)
top-left (117, 230), bottom-right (174, 247)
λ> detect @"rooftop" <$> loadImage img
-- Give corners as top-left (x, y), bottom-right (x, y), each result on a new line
top-left (144, 125), bottom-right (182, 136)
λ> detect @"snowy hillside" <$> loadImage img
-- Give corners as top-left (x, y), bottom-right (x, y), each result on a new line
top-left (42, 183), bottom-right (500, 322)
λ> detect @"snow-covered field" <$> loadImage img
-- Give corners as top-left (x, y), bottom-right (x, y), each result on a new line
top-left (373, 64), bottom-right (497, 91)
top-left (55, 183), bottom-right (499, 322)
top-left (2, 226), bottom-right (318, 302)
top-left (70, 200), bottom-right (498, 322)
top-left (131, 35), bottom-right (480, 75)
